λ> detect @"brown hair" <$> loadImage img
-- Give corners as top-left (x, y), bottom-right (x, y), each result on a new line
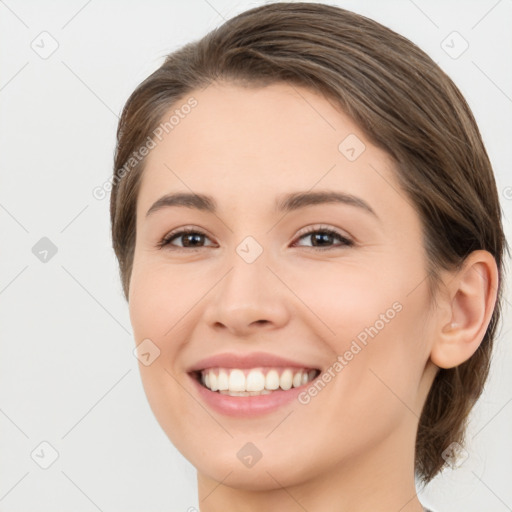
top-left (110, 2), bottom-right (509, 484)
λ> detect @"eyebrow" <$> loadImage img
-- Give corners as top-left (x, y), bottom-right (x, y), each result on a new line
top-left (145, 190), bottom-right (378, 219)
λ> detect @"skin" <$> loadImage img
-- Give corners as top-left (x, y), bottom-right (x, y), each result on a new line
top-left (128, 81), bottom-right (498, 512)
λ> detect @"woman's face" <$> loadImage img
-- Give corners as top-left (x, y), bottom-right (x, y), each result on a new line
top-left (129, 81), bottom-right (439, 491)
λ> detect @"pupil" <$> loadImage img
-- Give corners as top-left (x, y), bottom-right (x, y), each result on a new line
top-left (184, 233), bottom-right (203, 247)
top-left (313, 233), bottom-right (332, 246)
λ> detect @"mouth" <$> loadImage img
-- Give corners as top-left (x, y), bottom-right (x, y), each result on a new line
top-left (185, 352), bottom-right (324, 416)
top-left (189, 366), bottom-right (321, 397)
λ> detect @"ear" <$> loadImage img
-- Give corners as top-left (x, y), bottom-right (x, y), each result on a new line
top-left (430, 250), bottom-right (499, 369)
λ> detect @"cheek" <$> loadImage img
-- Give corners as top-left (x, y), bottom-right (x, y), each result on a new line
top-left (128, 262), bottom-right (194, 446)
top-left (293, 260), bottom-right (429, 405)
top-left (285, 259), bottom-right (403, 342)
top-left (128, 261), bottom-right (197, 342)
top-left (296, 310), bottom-right (425, 461)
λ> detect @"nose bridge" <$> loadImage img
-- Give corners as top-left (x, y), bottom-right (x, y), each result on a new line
top-left (204, 237), bottom-right (289, 332)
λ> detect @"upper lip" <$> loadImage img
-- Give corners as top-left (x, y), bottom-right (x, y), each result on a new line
top-left (187, 351), bottom-right (320, 372)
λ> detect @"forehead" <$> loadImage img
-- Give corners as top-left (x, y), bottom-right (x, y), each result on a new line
top-left (137, 81), bottom-right (401, 218)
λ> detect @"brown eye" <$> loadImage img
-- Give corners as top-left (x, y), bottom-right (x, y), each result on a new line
top-left (158, 228), bottom-right (215, 250)
top-left (293, 227), bottom-right (353, 250)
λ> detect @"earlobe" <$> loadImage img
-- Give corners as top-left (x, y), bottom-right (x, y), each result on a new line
top-left (430, 250), bottom-right (499, 369)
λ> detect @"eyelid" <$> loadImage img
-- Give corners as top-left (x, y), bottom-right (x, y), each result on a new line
top-left (294, 223), bottom-right (352, 240)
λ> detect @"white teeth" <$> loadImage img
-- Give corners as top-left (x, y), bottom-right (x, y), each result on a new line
top-left (219, 389), bottom-right (272, 396)
top-left (209, 372), bottom-right (218, 391)
top-left (280, 369), bottom-right (293, 390)
top-left (246, 369), bottom-right (266, 391)
top-left (217, 370), bottom-right (229, 391)
top-left (265, 369), bottom-right (280, 390)
top-left (228, 369), bottom-right (245, 391)
top-left (199, 367), bottom-right (319, 394)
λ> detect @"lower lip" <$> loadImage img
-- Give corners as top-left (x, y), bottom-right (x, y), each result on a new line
top-left (188, 372), bottom-right (312, 417)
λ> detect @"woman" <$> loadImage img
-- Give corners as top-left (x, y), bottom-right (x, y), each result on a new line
top-left (109, 3), bottom-right (508, 511)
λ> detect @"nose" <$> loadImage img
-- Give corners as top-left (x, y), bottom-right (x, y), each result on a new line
top-left (202, 256), bottom-right (290, 336)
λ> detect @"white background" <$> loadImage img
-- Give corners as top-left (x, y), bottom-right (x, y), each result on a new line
top-left (0, 0), bottom-right (511, 511)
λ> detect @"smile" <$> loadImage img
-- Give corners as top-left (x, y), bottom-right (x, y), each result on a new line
top-left (188, 366), bottom-right (322, 417)
top-left (197, 367), bottom-right (320, 395)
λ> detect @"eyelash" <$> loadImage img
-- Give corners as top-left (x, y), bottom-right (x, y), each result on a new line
top-left (156, 225), bottom-right (354, 252)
